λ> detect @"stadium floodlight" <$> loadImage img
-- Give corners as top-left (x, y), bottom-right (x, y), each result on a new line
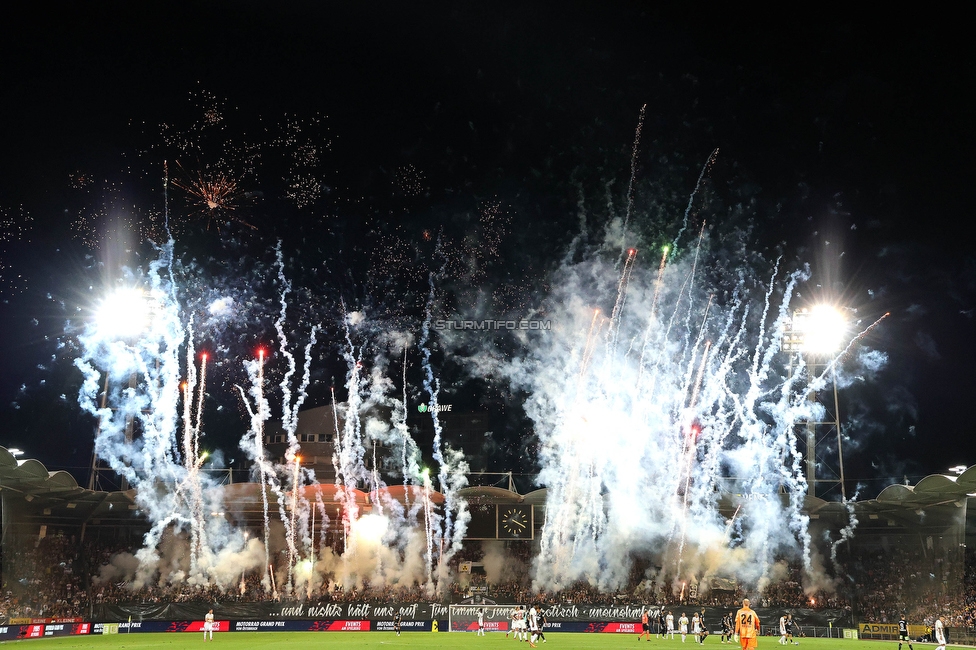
top-left (789, 304), bottom-right (848, 355)
top-left (94, 287), bottom-right (152, 340)
top-left (7, 448), bottom-right (24, 457)
top-left (949, 465), bottom-right (967, 475)
top-left (783, 303), bottom-right (849, 502)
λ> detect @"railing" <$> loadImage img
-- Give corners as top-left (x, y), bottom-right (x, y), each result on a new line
top-left (792, 625), bottom-right (844, 639)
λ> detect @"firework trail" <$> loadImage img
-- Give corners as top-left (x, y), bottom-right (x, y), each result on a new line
top-left (270, 243), bottom-right (319, 593)
top-left (417, 242), bottom-right (470, 590)
top-left (577, 309), bottom-right (604, 393)
top-left (236, 348), bottom-right (276, 591)
top-left (178, 337), bottom-right (208, 578)
top-left (635, 245), bottom-right (671, 391)
top-left (830, 489), bottom-right (859, 575)
top-left (671, 148), bottom-right (719, 252)
top-left (334, 308), bottom-right (368, 539)
top-left (620, 104), bottom-right (646, 240)
top-left (606, 247), bottom-right (638, 361)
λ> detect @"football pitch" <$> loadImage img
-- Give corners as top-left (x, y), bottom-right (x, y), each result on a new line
top-left (1, 633), bottom-right (944, 650)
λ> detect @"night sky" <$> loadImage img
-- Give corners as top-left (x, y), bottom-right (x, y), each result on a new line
top-left (1, 3), bottom-right (974, 495)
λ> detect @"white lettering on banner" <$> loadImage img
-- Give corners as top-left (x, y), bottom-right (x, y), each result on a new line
top-left (432, 604), bottom-right (450, 619)
top-left (347, 603), bottom-right (371, 618)
top-left (450, 605), bottom-right (516, 619)
top-left (399, 604), bottom-right (420, 618)
top-left (539, 605), bottom-right (580, 618)
top-left (234, 621), bottom-right (288, 631)
top-left (585, 605), bottom-right (646, 619)
top-left (376, 621), bottom-right (428, 630)
top-left (307, 604), bottom-right (342, 617)
top-left (280, 605), bottom-right (305, 617)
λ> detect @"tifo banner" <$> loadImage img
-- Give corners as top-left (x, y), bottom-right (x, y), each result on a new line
top-left (90, 602), bottom-right (851, 627)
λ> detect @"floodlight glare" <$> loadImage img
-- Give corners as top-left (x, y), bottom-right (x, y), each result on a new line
top-left (94, 288), bottom-right (152, 339)
top-left (793, 304), bottom-right (847, 354)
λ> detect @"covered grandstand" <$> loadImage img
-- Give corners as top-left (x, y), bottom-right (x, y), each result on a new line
top-left (1, 445), bottom-right (975, 637)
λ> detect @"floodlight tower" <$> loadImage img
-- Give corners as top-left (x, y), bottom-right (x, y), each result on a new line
top-left (782, 305), bottom-right (848, 501)
top-left (87, 288), bottom-right (153, 491)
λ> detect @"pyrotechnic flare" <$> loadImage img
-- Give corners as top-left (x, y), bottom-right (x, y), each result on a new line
top-left (237, 346), bottom-right (275, 590)
top-left (269, 243), bottom-right (319, 594)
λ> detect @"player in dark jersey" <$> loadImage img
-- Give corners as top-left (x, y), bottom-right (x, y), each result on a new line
top-left (698, 609), bottom-right (709, 644)
top-left (898, 615), bottom-right (914, 650)
top-left (658, 610), bottom-right (667, 638)
top-left (393, 611), bottom-right (402, 636)
top-left (785, 614), bottom-right (798, 645)
top-left (721, 613), bottom-right (733, 643)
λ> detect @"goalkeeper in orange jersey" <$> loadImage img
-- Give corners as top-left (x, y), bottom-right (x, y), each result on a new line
top-left (734, 599), bottom-right (760, 650)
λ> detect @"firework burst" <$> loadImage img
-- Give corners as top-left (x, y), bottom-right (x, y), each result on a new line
top-left (170, 161), bottom-right (257, 230)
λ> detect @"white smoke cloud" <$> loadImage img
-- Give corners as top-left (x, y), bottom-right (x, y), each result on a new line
top-left (208, 296), bottom-right (235, 319)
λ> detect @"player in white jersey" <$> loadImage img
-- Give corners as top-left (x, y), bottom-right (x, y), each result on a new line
top-left (692, 613), bottom-right (701, 643)
top-left (934, 616), bottom-right (946, 650)
top-left (514, 606), bottom-right (527, 641)
top-left (779, 615), bottom-right (788, 644)
top-left (507, 606), bottom-right (516, 638)
top-left (478, 608), bottom-right (486, 636)
top-left (786, 614), bottom-right (797, 645)
top-left (667, 611), bottom-right (676, 639)
top-left (679, 613), bottom-right (689, 643)
top-left (203, 609), bottom-right (215, 641)
top-left (528, 605), bottom-right (540, 647)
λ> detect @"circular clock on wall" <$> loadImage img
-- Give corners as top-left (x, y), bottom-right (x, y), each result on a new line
top-left (499, 505), bottom-right (531, 538)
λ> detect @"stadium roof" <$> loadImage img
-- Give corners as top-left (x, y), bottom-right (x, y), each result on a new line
top-left (0, 445), bottom-right (136, 525)
top-left (0, 445), bottom-right (971, 533)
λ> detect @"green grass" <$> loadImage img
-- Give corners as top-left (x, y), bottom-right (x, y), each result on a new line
top-left (0, 633), bottom-right (941, 650)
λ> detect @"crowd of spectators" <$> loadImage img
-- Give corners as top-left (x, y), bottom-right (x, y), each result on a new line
top-left (1, 534), bottom-right (87, 619)
top-left (840, 544), bottom-right (966, 627)
top-left (2, 528), bottom-right (975, 630)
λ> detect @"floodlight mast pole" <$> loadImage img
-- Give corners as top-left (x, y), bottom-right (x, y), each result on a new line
top-left (87, 374), bottom-right (111, 491)
top-left (832, 366), bottom-right (847, 502)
